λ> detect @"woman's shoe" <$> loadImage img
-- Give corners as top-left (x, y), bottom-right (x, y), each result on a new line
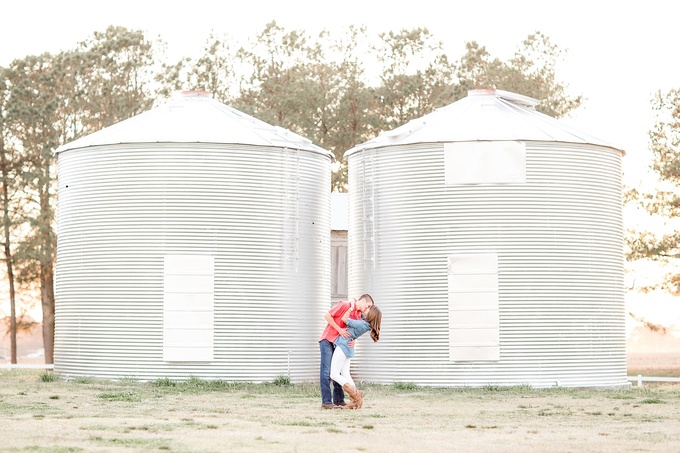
top-left (342, 383), bottom-right (363, 409)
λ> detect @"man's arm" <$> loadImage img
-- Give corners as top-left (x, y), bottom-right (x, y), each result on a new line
top-left (340, 300), bottom-right (356, 347)
top-left (324, 307), bottom-right (351, 338)
top-left (340, 299), bottom-right (355, 323)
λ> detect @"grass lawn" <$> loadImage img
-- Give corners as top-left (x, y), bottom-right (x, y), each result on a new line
top-left (1, 369), bottom-right (679, 452)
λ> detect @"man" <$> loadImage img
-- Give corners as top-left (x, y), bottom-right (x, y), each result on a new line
top-left (318, 294), bottom-right (374, 409)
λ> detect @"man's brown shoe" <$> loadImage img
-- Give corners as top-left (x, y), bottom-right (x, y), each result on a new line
top-left (321, 403), bottom-right (337, 410)
top-left (335, 401), bottom-right (348, 407)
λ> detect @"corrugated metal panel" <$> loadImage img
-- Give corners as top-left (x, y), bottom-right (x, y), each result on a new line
top-left (54, 143), bottom-right (331, 381)
top-left (345, 89), bottom-right (622, 156)
top-left (347, 141), bottom-right (626, 387)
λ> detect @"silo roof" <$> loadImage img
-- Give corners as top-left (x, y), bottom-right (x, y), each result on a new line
top-left (345, 89), bottom-right (623, 157)
top-left (57, 91), bottom-right (332, 157)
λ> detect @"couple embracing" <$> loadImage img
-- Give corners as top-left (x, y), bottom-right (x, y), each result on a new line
top-left (318, 294), bottom-right (382, 409)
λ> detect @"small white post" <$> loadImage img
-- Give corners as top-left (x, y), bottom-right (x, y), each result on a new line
top-left (637, 374), bottom-right (642, 388)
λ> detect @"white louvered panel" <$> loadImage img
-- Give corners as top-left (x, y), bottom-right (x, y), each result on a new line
top-left (55, 143), bottom-right (330, 381)
top-left (163, 255), bottom-right (214, 362)
top-left (347, 141), bottom-right (626, 387)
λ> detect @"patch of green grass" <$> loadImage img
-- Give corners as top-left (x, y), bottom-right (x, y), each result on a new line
top-left (393, 382), bottom-right (418, 391)
top-left (97, 391), bottom-right (141, 402)
top-left (148, 376), bottom-right (269, 396)
top-left (117, 377), bottom-right (138, 385)
top-left (640, 398), bottom-right (664, 404)
top-left (126, 425), bottom-right (168, 433)
top-left (79, 424), bottom-right (117, 431)
top-left (23, 447), bottom-right (84, 452)
top-left (73, 377), bottom-right (94, 384)
top-left (610, 393), bottom-right (635, 400)
top-left (272, 375), bottom-right (292, 386)
top-left (152, 377), bottom-right (176, 387)
top-left (280, 420), bottom-right (333, 428)
top-left (183, 377), bottom-right (243, 392)
top-left (39, 372), bottom-right (59, 382)
top-left (481, 384), bottom-right (533, 393)
top-left (326, 427), bottom-right (343, 433)
top-left (362, 425), bottom-right (374, 430)
top-left (91, 436), bottom-right (171, 449)
top-left (0, 401), bottom-right (53, 416)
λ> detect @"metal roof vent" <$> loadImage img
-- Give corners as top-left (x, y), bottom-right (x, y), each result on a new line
top-left (468, 88), bottom-right (540, 108)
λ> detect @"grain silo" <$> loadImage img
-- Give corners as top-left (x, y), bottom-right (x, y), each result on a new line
top-left (345, 89), bottom-right (626, 387)
top-left (55, 91), bottom-right (333, 381)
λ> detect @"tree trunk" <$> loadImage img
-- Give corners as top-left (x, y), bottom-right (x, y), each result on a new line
top-left (41, 263), bottom-right (54, 364)
top-left (5, 242), bottom-right (17, 364)
top-left (1, 142), bottom-right (17, 363)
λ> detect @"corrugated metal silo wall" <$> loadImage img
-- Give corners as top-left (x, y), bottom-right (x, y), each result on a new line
top-left (347, 142), bottom-right (626, 387)
top-left (55, 144), bottom-right (330, 381)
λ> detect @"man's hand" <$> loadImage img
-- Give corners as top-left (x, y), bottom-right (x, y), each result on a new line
top-left (338, 328), bottom-right (351, 338)
top-left (348, 339), bottom-right (356, 348)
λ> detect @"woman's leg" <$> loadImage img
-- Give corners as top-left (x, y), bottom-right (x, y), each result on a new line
top-left (340, 358), bottom-right (354, 388)
top-left (340, 358), bottom-right (363, 408)
top-left (333, 353), bottom-right (362, 409)
top-left (329, 347), bottom-right (349, 387)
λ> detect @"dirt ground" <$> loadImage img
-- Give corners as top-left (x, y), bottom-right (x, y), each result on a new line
top-left (1, 370), bottom-right (679, 453)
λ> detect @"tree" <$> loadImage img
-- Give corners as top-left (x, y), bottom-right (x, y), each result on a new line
top-left (234, 22), bottom-right (376, 190)
top-left (4, 53), bottom-right (61, 364)
top-left (75, 26), bottom-right (157, 130)
top-left (323, 26), bottom-right (378, 191)
top-left (457, 32), bottom-right (582, 118)
top-left (232, 25), bottom-right (580, 190)
top-left (373, 28), bottom-right (458, 131)
top-left (157, 31), bottom-right (238, 103)
top-left (626, 88), bottom-right (680, 294)
top-left (0, 66), bottom-right (21, 363)
top-left (3, 26), bottom-right (157, 363)
top-left (234, 21), bottom-right (311, 126)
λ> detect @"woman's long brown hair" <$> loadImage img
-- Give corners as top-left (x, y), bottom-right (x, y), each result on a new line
top-left (364, 306), bottom-right (382, 342)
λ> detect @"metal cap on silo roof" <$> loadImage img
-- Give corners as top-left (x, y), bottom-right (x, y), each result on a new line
top-left (57, 91), bottom-right (332, 157)
top-left (345, 88), bottom-right (622, 156)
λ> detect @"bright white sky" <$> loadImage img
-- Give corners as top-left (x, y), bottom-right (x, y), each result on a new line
top-left (1, 0), bottom-right (679, 335)
top-left (2, 0), bottom-right (678, 185)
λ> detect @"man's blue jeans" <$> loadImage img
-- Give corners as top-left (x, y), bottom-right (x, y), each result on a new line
top-left (320, 340), bottom-right (345, 404)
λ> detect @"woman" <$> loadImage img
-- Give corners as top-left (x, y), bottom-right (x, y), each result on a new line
top-left (330, 300), bottom-right (382, 409)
